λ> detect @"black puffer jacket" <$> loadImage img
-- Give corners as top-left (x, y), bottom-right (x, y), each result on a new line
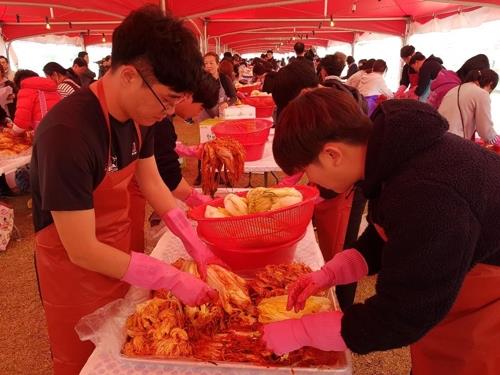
top-left (341, 99), bottom-right (500, 354)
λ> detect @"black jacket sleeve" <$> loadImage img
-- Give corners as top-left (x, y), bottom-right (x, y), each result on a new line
top-left (342, 181), bottom-right (480, 354)
top-left (400, 65), bottom-right (411, 87)
top-left (220, 74), bottom-right (238, 105)
top-left (153, 119), bottom-right (182, 191)
top-left (415, 60), bottom-right (442, 97)
top-left (353, 223), bottom-right (385, 275)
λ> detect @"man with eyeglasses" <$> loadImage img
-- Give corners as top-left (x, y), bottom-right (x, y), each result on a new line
top-left (30, 6), bottom-right (222, 374)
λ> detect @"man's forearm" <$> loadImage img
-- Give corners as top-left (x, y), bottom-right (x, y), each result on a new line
top-left (172, 178), bottom-right (193, 202)
top-left (136, 156), bottom-right (178, 216)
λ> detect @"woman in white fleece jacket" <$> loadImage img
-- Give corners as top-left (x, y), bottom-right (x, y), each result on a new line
top-left (439, 69), bottom-right (499, 145)
top-left (358, 59), bottom-right (393, 115)
top-left (358, 59), bottom-right (394, 99)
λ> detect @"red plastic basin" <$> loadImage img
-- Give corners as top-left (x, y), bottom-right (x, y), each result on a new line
top-left (237, 83), bottom-right (261, 95)
top-left (203, 234), bottom-right (304, 277)
top-left (242, 142), bottom-right (266, 161)
top-left (212, 119), bottom-right (273, 161)
top-left (241, 96), bottom-right (275, 118)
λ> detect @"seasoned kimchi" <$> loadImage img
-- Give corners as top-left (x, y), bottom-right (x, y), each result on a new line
top-left (122, 259), bottom-right (345, 368)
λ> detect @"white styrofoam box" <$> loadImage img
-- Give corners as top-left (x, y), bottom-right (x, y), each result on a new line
top-left (198, 118), bottom-right (222, 143)
top-left (221, 104), bottom-right (256, 120)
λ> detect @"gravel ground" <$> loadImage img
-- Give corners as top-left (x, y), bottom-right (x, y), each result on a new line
top-left (0, 118), bottom-right (410, 374)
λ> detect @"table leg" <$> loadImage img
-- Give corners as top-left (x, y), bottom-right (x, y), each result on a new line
top-left (270, 172), bottom-right (280, 185)
top-left (264, 172), bottom-right (269, 187)
top-left (245, 172), bottom-right (253, 188)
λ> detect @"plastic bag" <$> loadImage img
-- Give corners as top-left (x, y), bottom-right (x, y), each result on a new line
top-left (0, 202), bottom-right (14, 251)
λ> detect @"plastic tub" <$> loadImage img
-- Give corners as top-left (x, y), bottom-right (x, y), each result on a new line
top-left (203, 234), bottom-right (304, 277)
top-left (243, 142), bottom-right (266, 161)
top-left (188, 185), bottom-right (319, 249)
top-left (212, 119), bottom-right (273, 161)
top-left (236, 83), bottom-right (261, 95)
top-left (241, 96), bottom-right (275, 118)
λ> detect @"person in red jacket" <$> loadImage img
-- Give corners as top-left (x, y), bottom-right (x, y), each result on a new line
top-left (10, 70), bottom-right (61, 134)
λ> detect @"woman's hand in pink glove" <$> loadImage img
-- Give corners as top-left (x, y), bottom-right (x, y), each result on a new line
top-left (287, 249), bottom-right (368, 312)
top-left (262, 311), bottom-right (346, 355)
top-left (175, 142), bottom-right (203, 159)
top-left (121, 252), bottom-right (218, 306)
top-left (184, 189), bottom-right (212, 208)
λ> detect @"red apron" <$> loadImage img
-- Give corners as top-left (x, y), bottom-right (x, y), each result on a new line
top-left (314, 191), bottom-right (354, 262)
top-left (128, 177), bottom-right (146, 252)
top-left (35, 80), bottom-right (142, 375)
top-left (373, 224), bottom-right (500, 374)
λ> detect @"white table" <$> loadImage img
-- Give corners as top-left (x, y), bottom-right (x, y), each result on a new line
top-left (80, 223), bottom-right (352, 375)
top-left (0, 154), bottom-right (31, 175)
top-left (243, 129), bottom-right (281, 187)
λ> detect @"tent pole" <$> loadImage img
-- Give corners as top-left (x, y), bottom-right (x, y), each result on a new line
top-left (159, 0), bottom-right (166, 15)
top-left (203, 19), bottom-right (208, 54)
top-left (80, 32), bottom-right (87, 52)
top-left (403, 17), bottom-right (411, 46)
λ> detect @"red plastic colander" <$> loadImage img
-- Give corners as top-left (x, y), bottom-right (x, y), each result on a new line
top-left (188, 185), bottom-right (319, 249)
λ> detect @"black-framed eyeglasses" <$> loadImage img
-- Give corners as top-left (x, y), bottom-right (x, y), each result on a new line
top-left (136, 69), bottom-right (184, 114)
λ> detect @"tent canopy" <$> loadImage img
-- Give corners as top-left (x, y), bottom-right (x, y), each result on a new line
top-left (0, 1), bottom-right (496, 53)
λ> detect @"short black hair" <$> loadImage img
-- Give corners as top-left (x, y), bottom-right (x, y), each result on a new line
top-left (13, 69), bottom-right (39, 87)
top-left (223, 52), bottom-right (232, 59)
top-left (262, 71), bottom-right (278, 93)
top-left (73, 57), bottom-right (87, 67)
top-left (400, 45), bottom-right (415, 59)
top-left (253, 62), bottom-right (273, 76)
top-left (78, 51), bottom-right (88, 59)
top-left (193, 72), bottom-right (219, 109)
top-left (111, 5), bottom-right (203, 94)
top-left (294, 42), bottom-right (305, 55)
top-left (0, 55), bottom-right (8, 63)
top-left (304, 49), bottom-right (315, 61)
top-left (273, 88), bottom-right (372, 175)
top-left (267, 50), bottom-right (273, 54)
top-left (347, 56), bottom-right (355, 65)
top-left (43, 62), bottom-right (68, 76)
top-left (409, 52), bottom-right (426, 66)
top-left (272, 61), bottom-right (319, 119)
top-left (320, 53), bottom-right (346, 77)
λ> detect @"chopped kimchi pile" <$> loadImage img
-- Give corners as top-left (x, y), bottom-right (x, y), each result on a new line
top-left (122, 259), bottom-right (345, 368)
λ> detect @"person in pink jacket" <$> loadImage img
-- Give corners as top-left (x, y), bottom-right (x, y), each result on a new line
top-left (11, 70), bottom-right (61, 134)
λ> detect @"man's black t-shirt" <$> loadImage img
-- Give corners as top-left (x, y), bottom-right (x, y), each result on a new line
top-left (31, 88), bottom-right (155, 232)
top-left (154, 117), bottom-right (182, 191)
top-left (399, 64), bottom-right (416, 87)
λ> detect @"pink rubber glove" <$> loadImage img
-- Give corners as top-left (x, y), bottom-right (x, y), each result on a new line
top-left (184, 189), bottom-right (211, 208)
top-left (262, 311), bottom-right (346, 355)
top-left (175, 142), bottom-right (202, 159)
top-left (278, 172), bottom-right (304, 187)
top-left (162, 207), bottom-right (225, 279)
top-left (121, 252), bottom-right (217, 306)
top-left (287, 249), bottom-right (368, 312)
